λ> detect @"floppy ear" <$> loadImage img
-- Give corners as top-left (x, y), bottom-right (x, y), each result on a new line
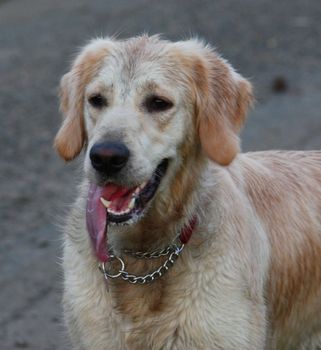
top-left (190, 42), bottom-right (253, 165)
top-left (54, 39), bottom-right (111, 161)
top-left (54, 71), bottom-right (86, 161)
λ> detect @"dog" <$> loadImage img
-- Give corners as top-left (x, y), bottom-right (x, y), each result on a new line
top-left (55, 35), bottom-right (321, 349)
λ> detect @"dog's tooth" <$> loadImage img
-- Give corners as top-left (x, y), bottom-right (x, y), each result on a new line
top-left (107, 208), bottom-right (117, 215)
top-left (128, 197), bottom-right (136, 210)
top-left (100, 197), bottom-right (111, 208)
top-left (108, 208), bottom-right (128, 216)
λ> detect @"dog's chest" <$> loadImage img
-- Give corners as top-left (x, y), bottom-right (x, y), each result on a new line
top-left (108, 264), bottom-right (229, 350)
top-left (112, 284), bottom-right (202, 349)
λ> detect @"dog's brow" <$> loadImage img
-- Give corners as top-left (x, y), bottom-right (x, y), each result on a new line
top-left (87, 81), bottom-right (114, 96)
top-left (140, 81), bottom-right (173, 98)
top-left (144, 81), bottom-right (159, 91)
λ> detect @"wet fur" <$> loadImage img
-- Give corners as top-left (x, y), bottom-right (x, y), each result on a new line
top-left (56, 36), bottom-right (321, 349)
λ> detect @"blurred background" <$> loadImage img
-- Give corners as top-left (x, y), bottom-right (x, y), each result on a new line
top-left (0, 0), bottom-right (320, 349)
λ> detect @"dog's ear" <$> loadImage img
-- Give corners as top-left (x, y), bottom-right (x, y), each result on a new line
top-left (54, 39), bottom-right (111, 161)
top-left (197, 48), bottom-right (253, 165)
top-left (54, 71), bottom-right (86, 161)
top-left (178, 40), bottom-right (253, 165)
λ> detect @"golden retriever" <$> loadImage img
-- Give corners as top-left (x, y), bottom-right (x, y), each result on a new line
top-left (55, 35), bottom-right (321, 349)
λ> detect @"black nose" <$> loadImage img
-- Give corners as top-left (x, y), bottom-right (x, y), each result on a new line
top-left (89, 141), bottom-right (130, 175)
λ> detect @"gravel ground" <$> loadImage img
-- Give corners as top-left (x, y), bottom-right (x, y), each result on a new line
top-left (0, 0), bottom-right (320, 349)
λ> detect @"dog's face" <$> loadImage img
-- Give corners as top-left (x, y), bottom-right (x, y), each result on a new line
top-left (55, 35), bottom-right (252, 261)
top-left (82, 39), bottom-right (196, 217)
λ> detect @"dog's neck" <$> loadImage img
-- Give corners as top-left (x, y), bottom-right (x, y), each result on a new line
top-left (107, 192), bottom-right (199, 255)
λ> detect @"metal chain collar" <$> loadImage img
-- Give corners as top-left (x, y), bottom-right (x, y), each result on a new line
top-left (98, 243), bottom-right (184, 284)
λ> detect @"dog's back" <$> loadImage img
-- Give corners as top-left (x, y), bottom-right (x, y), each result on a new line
top-left (235, 151), bottom-right (321, 348)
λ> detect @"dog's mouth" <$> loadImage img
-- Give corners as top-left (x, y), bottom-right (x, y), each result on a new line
top-left (102, 159), bottom-right (169, 224)
top-left (86, 159), bottom-right (169, 262)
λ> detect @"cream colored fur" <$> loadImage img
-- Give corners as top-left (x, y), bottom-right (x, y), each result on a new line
top-left (55, 36), bottom-right (321, 349)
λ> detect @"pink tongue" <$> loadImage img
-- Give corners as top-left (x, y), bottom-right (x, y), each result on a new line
top-left (86, 184), bottom-right (109, 262)
top-left (86, 183), bottom-right (135, 262)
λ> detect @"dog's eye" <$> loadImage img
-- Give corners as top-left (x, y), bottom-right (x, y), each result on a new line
top-left (145, 96), bottom-right (173, 113)
top-left (88, 94), bottom-right (107, 109)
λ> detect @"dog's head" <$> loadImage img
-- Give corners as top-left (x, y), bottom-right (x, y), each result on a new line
top-left (54, 35), bottom-right (252, 260)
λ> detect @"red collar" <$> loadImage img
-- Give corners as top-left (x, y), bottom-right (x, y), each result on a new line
top-left (179, 216), bottom-right (197, 244)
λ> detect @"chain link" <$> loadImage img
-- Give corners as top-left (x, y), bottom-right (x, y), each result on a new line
top-left (99, 243), bottom-right (184, 284)
top-left (123, 245), bottom-right (173, 259)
